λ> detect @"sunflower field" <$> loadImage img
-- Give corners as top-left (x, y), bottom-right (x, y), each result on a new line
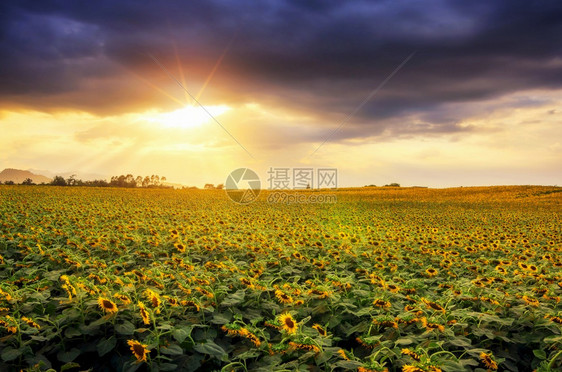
top-left (0, 185), bottom-right (561, 372)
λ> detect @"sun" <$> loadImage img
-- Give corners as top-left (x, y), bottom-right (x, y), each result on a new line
top-left (144, 104), bottom-right (230, 129)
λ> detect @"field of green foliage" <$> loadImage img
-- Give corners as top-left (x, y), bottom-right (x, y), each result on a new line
top-left (0, 185), bottom-right (561, 371)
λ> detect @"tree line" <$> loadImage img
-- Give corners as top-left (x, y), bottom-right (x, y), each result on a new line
top-left (2, 174), bottom-right (171, 188)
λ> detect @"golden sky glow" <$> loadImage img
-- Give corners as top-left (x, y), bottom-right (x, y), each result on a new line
top-left (1, 87), bottom-right (560, 187)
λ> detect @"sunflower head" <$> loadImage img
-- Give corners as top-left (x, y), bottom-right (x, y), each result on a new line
top-left (422, 298), bottom-right (445, 312)
top-left (480, 352), bottom-right (498, 370)
top-left (275, 290), bottom-right (293, 304)
top-left (402, 366), bottom-right (425, 372)
top-left (278, 313), bottom-right (298, 334)
top-left (127, 339), bottom-right (150, 363)
top-left (174, 242), bottom-right (186, 252)
top-left (98, 297), bottom-right (118, 314)
top-left (372, 299), bottom-right (391, 308)
top-left (425, 268), bottom-right (438, 277)
top-left (337, 348), bottom-right (350, 360)
top-left (137, 302), bottom-right (151, 325)
top-left (312, 323), bottom-right (327, 336)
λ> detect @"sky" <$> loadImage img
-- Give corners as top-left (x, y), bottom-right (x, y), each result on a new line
top-left (1, 0), bottom-right (561, 188)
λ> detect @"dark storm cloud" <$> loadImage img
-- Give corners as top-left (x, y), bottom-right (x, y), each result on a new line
top-left (1, 0), bottom-right (561, 139)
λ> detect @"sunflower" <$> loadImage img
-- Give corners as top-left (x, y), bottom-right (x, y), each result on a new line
top-left (401, 348), bottom-right (421, 361)
top-left (0, 316), bottom-right (17, 333)
top-left (386, 284), bottom-right (400, 293)
top-left (127, 339), bottom-right (150, 363)
top-left (98, 297), bottom-right (118, 314)
top-left (337, 349), bottom-right (350, 360)
top-left (278, 313), bottom-right (298, 334)
top-left (308, 289), bottom-right (330, 299)
top-left (275, 290), bottom-right (293, 304)
top-left (402, 365), bottom-right (424, 372)
top-left (358, 368), bottom-right (389, 372)
top-left (221, 323), bottom-right (242, 336)
top-left (422, 298), bottom-right (445, 312)
top-left (289, 341), bottom-right (320, 353)
top-left (545, 314), bottom-right (562, 324)
top-left (174, 242), bottom-right (186, 252)
top-left (372, 299), bottom-right (391, 308)
top-left (240, 277), bottom-right (254, 288)
top-left (522, 295), bottom-right (539, 307)
top-left (114, 293), bottom-right (131, 305)
top-left (425, 268), bottom-right (438, 277)
top-left (0, 289), bottom-right (12, 301)
top-left (180, 300), bottom-right (200, 311)
top-left (21, 316), bottom-right (40, 329)
top-left (164, 296), bottom-right (180, 306)
top-left (144, 289), bottom-right (161, 309)
top-left (480, 352), bottom-right (498, 370)
top-left (312, 323), bottom-right (327, 336)
top-left (372, 316), bottom-right (398, 329)
top-left (246, 332), bottom-right (261, 347)
top-left (138, 302), bottom-right (151, 325)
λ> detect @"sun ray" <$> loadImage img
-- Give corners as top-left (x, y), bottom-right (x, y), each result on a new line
top-left (195, 34), bottom-right (237, 101)
top-left (172, 41), bottom-right (192, 105)
top-left (126, 69), bottom-right (185, 106)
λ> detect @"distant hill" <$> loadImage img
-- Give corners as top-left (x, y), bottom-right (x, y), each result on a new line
top-left (27, 169), bottom-right (107, 182)
top-left (0, 168), bottom-right (52, 184)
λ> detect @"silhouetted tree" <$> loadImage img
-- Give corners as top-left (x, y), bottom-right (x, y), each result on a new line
top-left (22, 178), bottom-right (34, 185)
top-left (204, 184), bottom-right (215, 190)
top-left (4, 180), bottom-right (15, 185)
top-left (51, 176), bottom-right (67, 186)
top-left (216, 184), bottom-right (224, 190)
top-left (66, 174), bottom-right (77, 186)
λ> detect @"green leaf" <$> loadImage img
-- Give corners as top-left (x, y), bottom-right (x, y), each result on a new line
top-left (123, 360), bottom-right (143, 372)
top-left (235, 350), bottom-right (260, 360)
top-left (344, 321), bottom-right (368, 336)
top-left (64, 327), bottom-right (82, 338)
top-left (57, 348), bottom-right (81, 363)
top-left (161, 344), bottom-right (184, 356)
top-left (172, 327), bottom-right (192, 343)
top-left (210, 312), bottom-right (231, 325)
top-left (115, 321), bottom-right (135, 335)
top-left (97, 336), bottom-right (117, 356)
top-left (158, 363), bottom-right (178, 371)
top-left (1, 347), bottom-right (22, 362)
top-left (395, 337), bottom-right (415, 346)
top-left (61, 362), bottom-right (81, 371)
top-left (221, 290), bottom-right (245, 307)
top-left (334, 360), bottom-right (363, 369)
top-left (533, 349), bottom-right (547, 360)
top-left (194, 341), bottom-right (227, 360)
top-left (447, 337), bottom-right (472, 348)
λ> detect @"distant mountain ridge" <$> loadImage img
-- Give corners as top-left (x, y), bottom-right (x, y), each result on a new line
top-left (0, 168), bottom-right (52, 184)
top-left (27, 169), bottom-right (107, 182)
